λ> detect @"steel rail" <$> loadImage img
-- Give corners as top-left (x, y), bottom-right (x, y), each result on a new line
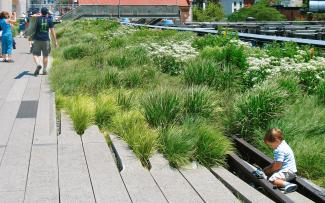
top-left (127, 23), bottom-right (325, 48)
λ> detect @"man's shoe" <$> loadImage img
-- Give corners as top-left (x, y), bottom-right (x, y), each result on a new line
top-left (43, 68), bottom-right (47, 75)
top-left (282, 183), bottom-right (298, 194)
top-left (34, 65), bottom-right (42, 75)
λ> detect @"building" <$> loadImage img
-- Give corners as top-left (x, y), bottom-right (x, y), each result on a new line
top-left (218, 0), bottom-right (257, 15)
top-left (78, 0), bottom-right (192, 23)
top-left (269, 0), bottom-right (304, 20)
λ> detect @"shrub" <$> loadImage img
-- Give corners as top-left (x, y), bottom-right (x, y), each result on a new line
top-left (193, 3), bottom-right (224, 22)
top-left (228, 0), bottom-right (284, 21)
top-left (94, 94), bottom-right (119, 129)
top-left (226, 81), bottom-right (289, 142)
top-left (154, 55), bottom-right (183, 76)
top-left (66, 95), bottom-right (94, 135)
top-left (183, 86), bottom-right (215, 118)
top-left (194, 124), bottom-right (233, 167)
top-left (160, 126), bottom-right (196, 167)
top-left (265, 41), bottom-right (299, 59)
top-left (141, 88), bottom-right (181, 128)
top-left (63, 44), bottom-right (89, 60)
top-left (112, 111), bottom-right (157, 166)
top-left (192, 34), bottom-right (234, 50)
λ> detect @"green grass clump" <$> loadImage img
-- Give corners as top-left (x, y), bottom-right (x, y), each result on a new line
top-left (102, 67), bottom-right (120, 87)
top-left (317, 82), bottom-right (325, 104)
top-left (95, 94), bottom-right (119, 129)
top-left (184, 59), bottom-right (218, 87)
top-left (160, 126), bottom-right (196, 167)
top-left (142, 88), bottom-right (181, 128)
top-left (106, 51), bottom-right (133, 69)
top-left (112, 111), bottom-right (157, 166)
top-left (226, 81), bottom-right (289, 142)
top-left (183, 86), bottom-right (215, 118)
top-left (192, 34), bottom-right (234, 49)
top-left (63, 44), bottom-right (89, 60)
top-left (194, 124), bottom-right (233, 167)
top-left (66, 95), bottom-right (94, 135)
top-left (154, 55), bottom-right (183, 76)
top-left (117, 90), bottom-right (133, 110)
top-left (121, 68), bottom-right (143, 88)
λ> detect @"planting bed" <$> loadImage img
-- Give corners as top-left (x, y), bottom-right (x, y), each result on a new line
top-left (50, 20), bottom-right (325, 188)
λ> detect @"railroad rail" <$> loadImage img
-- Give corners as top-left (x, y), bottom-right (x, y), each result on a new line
top-left (127, 23), bottom-right (325, 48)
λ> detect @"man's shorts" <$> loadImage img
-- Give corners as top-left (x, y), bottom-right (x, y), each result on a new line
top-left (269, 170), bottom-right (296, 182)
top-left (32, 40), bottom-right (51, 57)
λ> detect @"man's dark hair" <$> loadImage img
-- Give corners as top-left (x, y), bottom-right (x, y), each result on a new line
top-left (41, 7), bottom-right (48, 16)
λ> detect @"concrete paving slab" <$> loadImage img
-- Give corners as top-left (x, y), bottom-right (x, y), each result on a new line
top-left (24, 145), bottom-right (59, 203)
top-left (6, 77), bottom-right (29, 102)
top-left (0, 119), bottom-right (35, 192)
top-left (110, 134), bottom-right (167, 203)
top-left (180, 164), bottom-right (239, 203)
top-left (58, 113), bottom-right (95, 202)
top-left (16, 100), bottom-right (39, 118)
top-left (22, 76), bottom-right (42, 101)
top-left (33, 79), bottom-right (56, 145)
top-left (82, 127), bottom-right (131, 203)
top-left (0, 101), bottom-right (21, 146)
top-left (0, 190), bottom-right (24, 203)
top-left (286, 191), bottom-right (314, 203)
top-left (149, 153), bottom-right (204, 203)
top-left (210, 166), bottom-right (274, 203)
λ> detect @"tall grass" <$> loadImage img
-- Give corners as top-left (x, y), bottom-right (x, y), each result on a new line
top-left (63, 44), bottom-right (90, 60)
top-left (117, 90), bottom-right (133, 110)
top-left (183, 86), bottom-right (215, 118)
top-left (226, 81), bottom-right (289, 142)
top-left (111, 111), bottom-right (158, 166)
top-left (66, 95), bottom-right (94, 135)
top-left (317, 82), bottom-right (325, 104)
top-left (141, 88), bottom-right (181, 128)
top-left (94, 94), bottom-right (119, 129)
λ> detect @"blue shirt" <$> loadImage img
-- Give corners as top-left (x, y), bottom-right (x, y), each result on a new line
top-left (0, 19), bottom-right (12, 37)
top-left (274, 140), bottom-right (297, 173)
top-left (33, 16), bottom-right (54, 41)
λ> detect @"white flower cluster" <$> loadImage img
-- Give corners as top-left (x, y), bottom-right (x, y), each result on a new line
top-left (246, 55), bottom-right (325, 84)
top-left (143, 40), bottom-right (199, 61)
top-left (229, 39), bottom-right (252, 48)
top-left (109, 26), bottom-right (136, 37)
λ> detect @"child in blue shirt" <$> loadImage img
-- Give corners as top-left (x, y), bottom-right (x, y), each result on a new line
top-left (263, 128), bottom-right (298, 193)
top-left (0, 11), bottom-right (16, 62)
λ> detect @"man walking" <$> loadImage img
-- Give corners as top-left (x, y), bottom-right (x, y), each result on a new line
top-left (33, 7), bottom-right (58, 75)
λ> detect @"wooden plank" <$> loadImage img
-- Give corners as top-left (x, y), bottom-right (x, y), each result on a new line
top-left (58, 113), bottom-right (95, 202)
top-left (286, 192), bottom-right (314, 203)
top-left (82, 126), bottom-right (131, 203)
top-left (180, 164), bottom-right (240, 203)
top-left (109, 134), bottom-right (167, 203)
top-left (149, 153), bottom-right (204, 203)
top-left (24, 145), bottom-right (59, 203)
top-left (210, 166), bottom-right (274, 203)
top-left (0, 119), bottom-right (35, 192)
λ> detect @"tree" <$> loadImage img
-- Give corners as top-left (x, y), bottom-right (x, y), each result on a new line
top-left (228, 0), bottom-right (285, 21)
top-left (193, 3), bottom-right (224, 22)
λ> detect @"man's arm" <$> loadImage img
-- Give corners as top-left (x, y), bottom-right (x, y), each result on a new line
top-left (50, 28), bottom-right (58, 48)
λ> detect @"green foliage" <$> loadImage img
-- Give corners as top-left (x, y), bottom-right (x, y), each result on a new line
top-left (226, 81), bottom-right (289, 142)
top-left (193, 3), bottom-right (224, 22)
top-left (265, 41), bottom-right (299, 59)
top-left (183, 86), bottom-right (215, 118)
top-left (192, 34), bottom-right (235, 50)
top-left (121, 68), bottom-right (143, 88)
top-left (112, 111), bottom-right (158, 166)
top-left (160, 126), bottom-right (196, 167)
top-left (66, 95), bottom-right (94, 135)
top-left (117, 90), bottom-right (133, 110)
top-left (228, 0), bottom-right (285, 21)
top-left (317, 82), bottom-right (325, 104)
top-left (194, 124), bottom-right (233, 167)
top-left (63, 44), bottom-right (89, 60)
top-left (154, 55), bottom-right (183, 76)
top-left (141, 88), bottom-right (181, 128)
top-left (94, 94), bottom-right (118, 129)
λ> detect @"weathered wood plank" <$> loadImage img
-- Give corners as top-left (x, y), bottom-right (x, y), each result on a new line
top-left (0, 190), bottom-right (25, 203)
top-left (286, 191), bottom-right (314, 203)
top-left (180, 164), bottom-right (239, 203)
top-left (149, 153), bottom-right (204, 203)
top-left (58, 113), bottom-right (95, 202)
top-left (110, 134), bottom-right (167, 203)
top-left (210, 166), bottom-right (274, 203)
top-left (82, 126), bottom-right (131, 203)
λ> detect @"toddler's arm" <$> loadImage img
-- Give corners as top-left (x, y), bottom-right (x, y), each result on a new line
top-left (263, 162), bottom-right (282, 175)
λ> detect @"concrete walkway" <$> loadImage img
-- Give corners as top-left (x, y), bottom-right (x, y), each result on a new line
top-left (0, 38), bottom-right (275, 203)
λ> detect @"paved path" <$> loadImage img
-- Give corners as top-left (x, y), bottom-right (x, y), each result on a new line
top-left (0, 38), bottom-right (276, 203)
